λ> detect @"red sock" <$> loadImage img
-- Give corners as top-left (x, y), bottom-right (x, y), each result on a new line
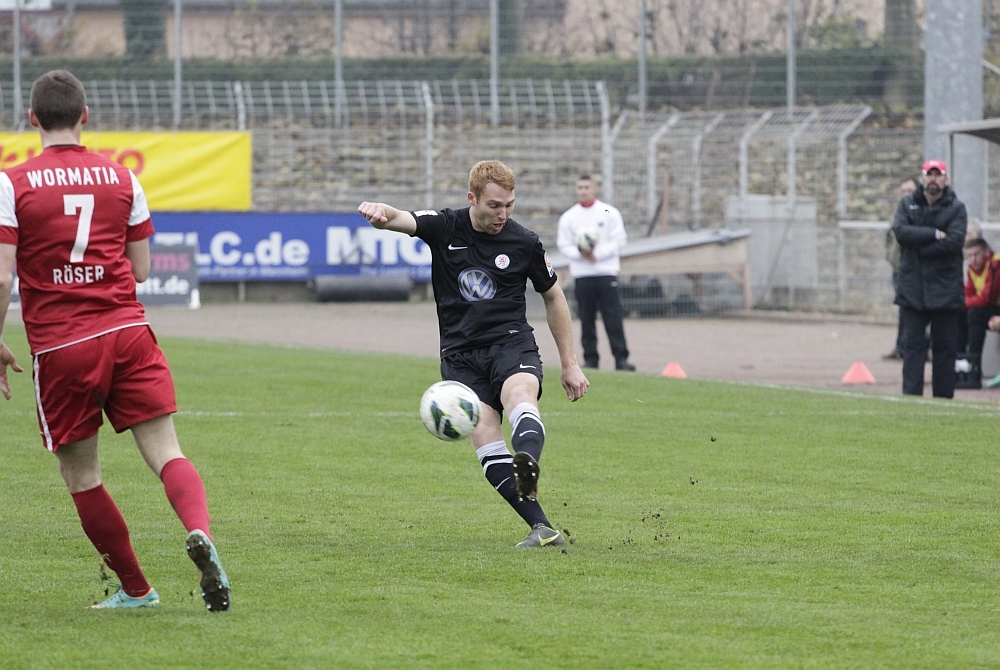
top-left (71, 485), bottom-right (151, 598)
top-left (160, 458), bottom-right (212, 540)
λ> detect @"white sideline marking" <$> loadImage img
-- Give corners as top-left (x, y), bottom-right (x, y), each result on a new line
top-left (176, 410), bottom-right (412, 418)
top-left (4, 380), bottom-right (996, 419)
top-left (711, 378), bottom-right (1000, 416)
top-left (1, 409), bottom-right (575, 418)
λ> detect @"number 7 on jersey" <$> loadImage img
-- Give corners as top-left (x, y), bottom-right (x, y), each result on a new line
top-left (65, 194), bottom-right (95, 263)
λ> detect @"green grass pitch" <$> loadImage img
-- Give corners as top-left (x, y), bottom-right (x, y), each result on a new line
top-left (1, 323), bottom-right (1000, 668)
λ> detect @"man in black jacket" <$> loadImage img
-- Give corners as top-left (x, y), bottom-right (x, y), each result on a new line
top-left (892, 159), bottom-right (967, 397)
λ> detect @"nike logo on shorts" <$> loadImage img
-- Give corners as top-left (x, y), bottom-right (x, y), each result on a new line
top-left (448, 244), bottom-right (467, 250)
top-left (519, 364), bottom-right (536, 369)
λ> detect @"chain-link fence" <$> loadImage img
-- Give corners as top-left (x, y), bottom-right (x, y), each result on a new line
top-left (241, 79), bottom-right (607, 219)
top-left (0, 0), bottom-right (937, 120)
top-left (3, 0), bottom-right (999, 318)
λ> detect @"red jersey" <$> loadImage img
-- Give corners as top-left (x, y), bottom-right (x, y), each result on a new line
top-left (965, 255), bottom-right (1000, 309)
top-left (0, 144), bottom-right (154, 355)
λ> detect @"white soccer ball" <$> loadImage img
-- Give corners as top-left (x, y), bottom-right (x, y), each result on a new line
top-left (575, 225), bottom-right (599, 253)
top-left (419, 380), bottom-right (481, 441)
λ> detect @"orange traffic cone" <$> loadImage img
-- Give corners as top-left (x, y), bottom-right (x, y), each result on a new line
top-left (661, 362), bottom-right (688, 378)
top-left (841, 362), bottom-right (876, 384)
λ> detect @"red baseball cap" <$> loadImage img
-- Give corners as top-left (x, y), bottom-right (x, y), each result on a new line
top-left (922, 159), bottom-right (947, 175)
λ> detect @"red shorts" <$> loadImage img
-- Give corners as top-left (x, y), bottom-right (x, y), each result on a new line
top-left (32, 325), bottom-right (177, 451)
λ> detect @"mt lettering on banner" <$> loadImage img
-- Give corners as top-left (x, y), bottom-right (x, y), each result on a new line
top-left (0, 132), bottom-right (251, 211)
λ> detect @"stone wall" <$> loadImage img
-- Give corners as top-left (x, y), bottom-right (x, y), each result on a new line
top-left (247, 124), bottom-right (976, 317)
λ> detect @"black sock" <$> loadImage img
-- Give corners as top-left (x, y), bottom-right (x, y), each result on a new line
top-left (510, 402), bottom-right (545, 462)
top-left (476, 441), bottom-right (549, 528)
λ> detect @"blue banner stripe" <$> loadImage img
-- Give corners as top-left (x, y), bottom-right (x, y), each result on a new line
top-left (151, 212), bottom-right (432, 282)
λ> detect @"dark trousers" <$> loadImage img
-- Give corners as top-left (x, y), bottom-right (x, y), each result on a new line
top-left (965, 305), bottom-right (1000, 357)
top-left (891, 273), bottom-right (904, 354)
top-left (575, 275), bottom-right (629, 367)
top-left (899, 306), bottom-right (961, 398)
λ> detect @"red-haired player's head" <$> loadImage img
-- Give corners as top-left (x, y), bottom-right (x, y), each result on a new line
top-left (467, 160), bottom-right (516, 235)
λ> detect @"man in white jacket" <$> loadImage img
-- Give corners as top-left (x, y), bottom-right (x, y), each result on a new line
top-left (557, 174), bottom-right (635, 371)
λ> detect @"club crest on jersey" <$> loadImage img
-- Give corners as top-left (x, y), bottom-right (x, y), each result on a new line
top-left (458, 267), bottom-right (497, 301)
top-left (494, 254), bottom-right (510, 269)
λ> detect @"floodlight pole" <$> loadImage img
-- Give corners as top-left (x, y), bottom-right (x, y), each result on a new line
top-left (597, 81), bottom-right (613, 202)
top-left (334, 0), bottom-right (343, 127)
top-left (787, 0), bottom-right (795, 116)
top-left (422, 82), bottom-right (434, 209)
top-left (638, 0), bottom-right (646, 119)
top-left (173, 0), bottom-right (182, 130)
top-left (13, 0), bottom-right (22, 129)
top-left (489, 0), bottom-right (499, 127)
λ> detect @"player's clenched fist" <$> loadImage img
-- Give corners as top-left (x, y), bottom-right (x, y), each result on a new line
top-left (358, 201), bottom-right (388, 226)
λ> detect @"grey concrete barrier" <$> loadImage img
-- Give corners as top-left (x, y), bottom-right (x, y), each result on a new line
top-left (313, 275), bottom-right (412, 302)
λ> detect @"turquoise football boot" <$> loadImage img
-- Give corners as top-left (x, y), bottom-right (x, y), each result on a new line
top-left (91, 585), bottom-right (160, 609)
top-left (185, 530), bottom-right (231, 612)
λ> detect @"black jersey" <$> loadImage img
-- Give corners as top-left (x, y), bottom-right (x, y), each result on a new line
top-left (412, 207), bottom-right (558, 356)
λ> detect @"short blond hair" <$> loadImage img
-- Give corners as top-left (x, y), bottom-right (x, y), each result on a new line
top-left (469, 160), bottom-right (515, 198)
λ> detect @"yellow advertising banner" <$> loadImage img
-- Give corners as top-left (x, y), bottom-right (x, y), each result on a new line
top-left (0, 132), bottom-right (252, 211)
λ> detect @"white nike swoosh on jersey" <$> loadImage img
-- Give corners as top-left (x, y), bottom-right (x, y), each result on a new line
top-left (519, 364), bottom-right (536, 369)
top-left (448, 244), bottom-right (467, 250)
top-left (519, 430), bottom-right (538, 437)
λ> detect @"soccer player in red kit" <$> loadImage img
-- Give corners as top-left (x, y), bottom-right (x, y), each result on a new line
top-left (0, 70), bottom-right (230, 611)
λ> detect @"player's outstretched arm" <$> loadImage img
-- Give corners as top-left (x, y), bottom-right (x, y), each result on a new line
top-left (541, 282), bottom-right (589, 402)
top-left (0, 243), bottom-right (23, 401)
top-left (358, 202), bottom-right (417, 235)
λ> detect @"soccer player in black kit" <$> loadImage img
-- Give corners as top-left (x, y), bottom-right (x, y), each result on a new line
top-left (358, 160), bottom-right (589, 548)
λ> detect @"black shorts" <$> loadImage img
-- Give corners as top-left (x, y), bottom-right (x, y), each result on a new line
top-left (440, 337), bottom-right (543, 415)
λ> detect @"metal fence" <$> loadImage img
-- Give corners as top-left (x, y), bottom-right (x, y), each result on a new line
top-left (0, 71), bottom-right (947, 316)
top-left (2, 81), bottom-right (995, 319)
top-left (1, 0), bottom-right (937, 121)
top-left (235, 79), bottom-right (607, 219)
top-left (1, 1), bottom-right (996, 318)
top-left (0, 77), bottom-right (610, 131)
top-left (62, 79), bottom-right (883, 316)
top-left (606, 106), bottom-right (872, 230)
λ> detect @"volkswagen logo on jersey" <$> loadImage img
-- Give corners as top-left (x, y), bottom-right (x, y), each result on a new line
top-left (458, 267), bottom-right (497, 301)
